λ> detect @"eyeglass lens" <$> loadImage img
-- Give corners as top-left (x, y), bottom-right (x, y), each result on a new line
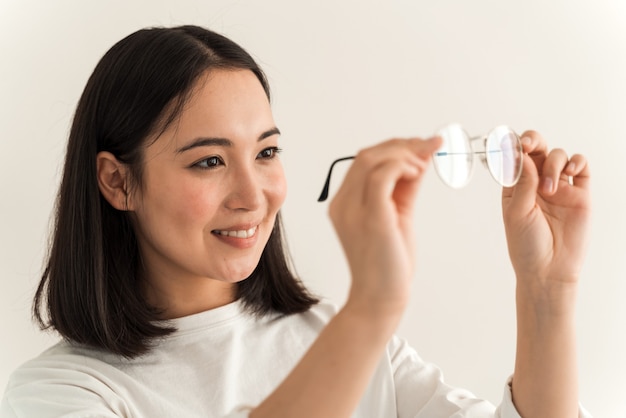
top-left (432, 124), bottom-right (474, 189)
top-left (485, 126), bottom-right (523, 187)
top-left (433, 124), bottom-right (522, 189)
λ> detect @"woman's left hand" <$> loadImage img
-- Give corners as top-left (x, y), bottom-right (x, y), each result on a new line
top-left (502, 130), bottom-right (591, 300)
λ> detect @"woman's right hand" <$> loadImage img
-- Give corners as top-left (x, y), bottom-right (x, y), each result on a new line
top-left (252, 136), bottom-right (441, 418)
top-left (328, 136), bottom-right (442, 320)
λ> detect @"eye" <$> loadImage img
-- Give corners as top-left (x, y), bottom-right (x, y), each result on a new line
top-left (193, 155), bottom-right (223, 169)
top-left (257, 146), bottom-right (282, 160)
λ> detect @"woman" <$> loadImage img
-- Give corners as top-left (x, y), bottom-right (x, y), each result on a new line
top-left (1, 25), bottom-right (591, 417)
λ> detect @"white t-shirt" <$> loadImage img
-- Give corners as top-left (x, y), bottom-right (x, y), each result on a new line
top-left (1, 300), bottom-right (590, 417)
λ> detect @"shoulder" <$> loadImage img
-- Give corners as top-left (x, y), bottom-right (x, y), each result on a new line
top-left (278, 298), bottom-right (338, 332)
top-left (257, 298), bottom-right (337, 327)
top-left (266, 298), bottom-right (338, 328)
top-left (2, 341), bottom-right (130, 417)
top-left (242, 299), bottom-right (339, 350)
top-left (4, 339), bottom-right (126, 390)
top-left (299, 298), bottom-right (339, 323)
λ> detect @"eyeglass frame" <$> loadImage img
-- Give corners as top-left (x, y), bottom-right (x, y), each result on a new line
top-left (317, 124), bottom-right (523, 202)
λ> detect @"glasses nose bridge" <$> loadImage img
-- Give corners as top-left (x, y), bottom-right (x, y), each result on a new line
top-left (470, 135), bottom-right (489, 168)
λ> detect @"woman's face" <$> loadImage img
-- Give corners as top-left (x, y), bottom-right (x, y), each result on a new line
top-left (130, 69), bottom-right (286, 316)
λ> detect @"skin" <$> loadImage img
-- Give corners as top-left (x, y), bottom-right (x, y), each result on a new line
top-left (253, 137), bottom-right (444, 418)
top-left (97, 69), bottom-right (286, 318)
top-left (503, 131), bottom-right (590, 418)
top-left (100, 68), bottom-right (589, 417)
top-left (254, 133), bottom-right (588, 418)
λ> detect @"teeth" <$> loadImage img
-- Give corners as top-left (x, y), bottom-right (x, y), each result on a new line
top-left (216, 227), bottom-right (257, 238)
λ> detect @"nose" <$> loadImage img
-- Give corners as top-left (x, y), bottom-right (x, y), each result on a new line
top-left (223, 164), bottom-right (263, 212)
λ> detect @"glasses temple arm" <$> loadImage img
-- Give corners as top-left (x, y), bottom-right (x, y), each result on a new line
top-left (317, 156), bottom-right (355, 202)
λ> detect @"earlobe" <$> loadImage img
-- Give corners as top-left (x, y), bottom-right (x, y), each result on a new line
top-left (96, 151), bottom-right (133, 211)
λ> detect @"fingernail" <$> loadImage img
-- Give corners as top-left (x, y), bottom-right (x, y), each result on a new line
top-left (543, 177), bottom-right (553, 193)
top-left (567, 161), bottom-right (576, 173)
top-left (522, 136), bottom-right (532, 146)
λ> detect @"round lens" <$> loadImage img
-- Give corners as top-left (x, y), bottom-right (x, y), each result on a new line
top-left (433, 123), bottom-right (473, 188)
top-left (485, 126), bottom-right (523, 187)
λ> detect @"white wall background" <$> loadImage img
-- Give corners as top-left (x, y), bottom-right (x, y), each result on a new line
top-left (1, 0), bottom-right (624, 416)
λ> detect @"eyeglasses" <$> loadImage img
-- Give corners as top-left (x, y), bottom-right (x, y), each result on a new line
top-left (433, 123), bottom-right (524, 189)
top-left (317, 123), bottom-right (523, 202)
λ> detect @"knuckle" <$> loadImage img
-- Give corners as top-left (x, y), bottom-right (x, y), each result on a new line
top-left (328, 201), bottom-right (337, 219)
top-left (386, 138), bottom-right (405, 147)
top-left (355, 148), bottom-right (375, 166)
top-left (328, 198), bottom-right (341, 223)
top-left (521, 129), bottom-right (540, 139)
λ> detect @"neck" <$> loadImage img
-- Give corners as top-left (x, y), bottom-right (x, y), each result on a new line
top-left (142, 273), bottom-right (238, 319)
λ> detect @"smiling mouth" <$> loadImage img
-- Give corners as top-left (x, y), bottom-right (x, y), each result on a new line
top-left (212, 226), bottom-right (257, 238)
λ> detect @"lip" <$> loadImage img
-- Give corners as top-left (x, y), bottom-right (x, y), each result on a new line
top-left (213, 226), bottom-right (257, 238)
top-left (211, 223), bottom-right (260, 249)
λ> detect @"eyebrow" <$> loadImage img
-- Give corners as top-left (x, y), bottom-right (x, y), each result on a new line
top-left (175, 127), bottom-right (281, 154)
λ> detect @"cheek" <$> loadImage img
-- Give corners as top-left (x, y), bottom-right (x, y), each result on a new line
top-left (146, 176), bottom-right (220, 226)
top-left (266, 167), bottom-right (287, 210)
top-left (176, 180), bottom-right (221, 220)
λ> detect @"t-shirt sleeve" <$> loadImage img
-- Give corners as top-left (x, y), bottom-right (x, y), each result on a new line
top-left (496, 376), bottom-right (593, 418)
top-left (388, 335), bottom-right (593, 418)
top-left (221, 406), bottom-right (252, 418)
top-left (1, 362), bottom-right (128, 418)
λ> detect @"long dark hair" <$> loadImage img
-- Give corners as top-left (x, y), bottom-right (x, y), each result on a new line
top-left (34, 25), bottom-right (318, 358)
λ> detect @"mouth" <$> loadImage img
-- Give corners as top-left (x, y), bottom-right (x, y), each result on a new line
top-left (212, 226), bottom-right (258, 239)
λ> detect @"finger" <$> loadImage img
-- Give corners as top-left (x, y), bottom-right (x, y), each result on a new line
top-left (412, 135), bottom-right (444, 157)
top-left (520, 130), bottom-right (548, 155)
top-left (502, 150), bottom-right (540, 217)
top-left (336, 139), bottom-right (419, 206)
top-left (329, 159), bottom-right (420, 231)
top-left (344, 138), bottom-right (418, 183)
top-left (339, 136), bottom-right (441, 202)
top-left (356, 136), bottom-right (442, 167)
top-left (367, 136), bottom-right (442, 207)
top-left (540, 148), bottom-right (569, 195)
top-left (566, 153), bottom-right (591, 190)
top-left (364, 159), bottom-right (423, 212)
top-left (520, 130), bottom-right (548, 174)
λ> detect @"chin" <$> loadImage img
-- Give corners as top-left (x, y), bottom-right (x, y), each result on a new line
top-left (214, 264), bottom-right (259, 284)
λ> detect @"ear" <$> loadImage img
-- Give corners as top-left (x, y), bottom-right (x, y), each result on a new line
top-left (96, 151), bottom-right (135, 211)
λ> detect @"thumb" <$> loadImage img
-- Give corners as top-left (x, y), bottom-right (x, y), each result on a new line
top-left (502, 152), bottom-right (539, 218)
